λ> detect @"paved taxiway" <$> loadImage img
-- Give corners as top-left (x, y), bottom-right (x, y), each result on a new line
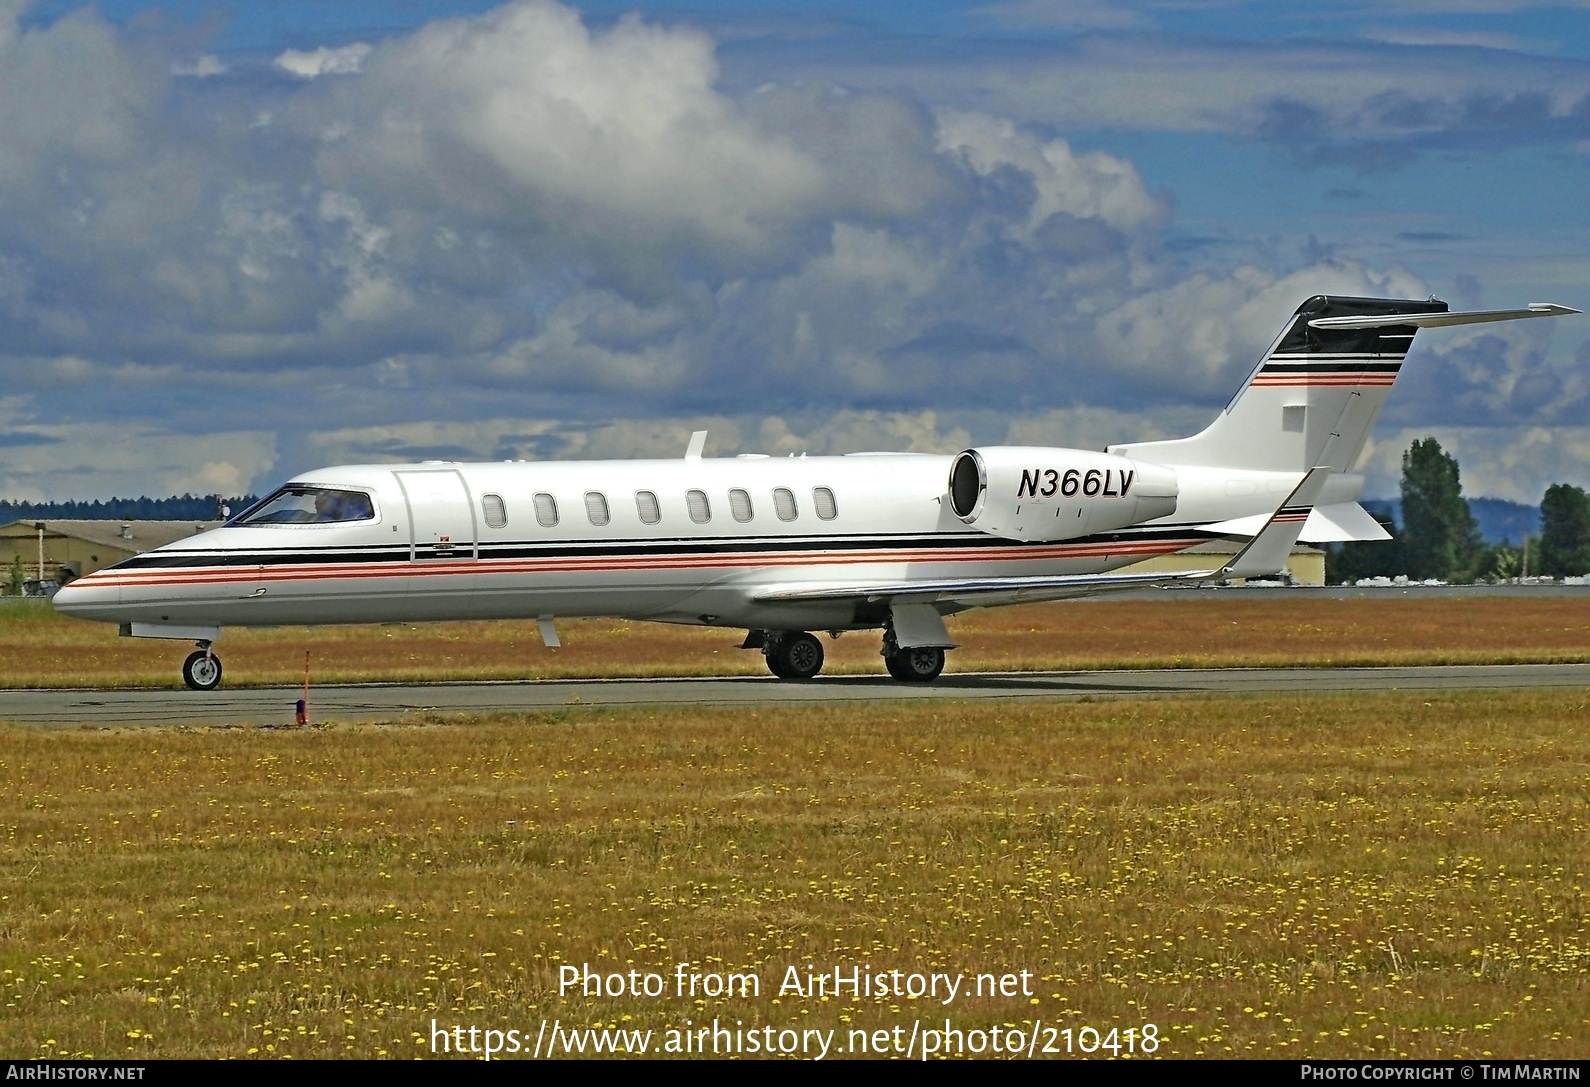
top-left (2, 663), bottom-right (1587, 726)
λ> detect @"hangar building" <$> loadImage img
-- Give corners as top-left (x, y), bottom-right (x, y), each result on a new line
top-left (1, 520), bottom-right (219, 591)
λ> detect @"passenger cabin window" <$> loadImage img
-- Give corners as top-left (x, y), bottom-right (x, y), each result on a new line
top-left (585, 491), bottom-right (610, 527)
top-left (533, 492), bottom-right (559, 528)
top-left (813, 486), bottom-right (838, 521)
top-left (237, 486), bottom-right (375, 525)
top-left (729, 488), bottom-right (753, 523)
top-left (773, 487), bottom-right (798, 522)
top-left (482, 493), bottom-right (507, 529)
top-left (686, 489), bottom-right (711, 524)
top-left (635, 490), bottom-right (661, 525)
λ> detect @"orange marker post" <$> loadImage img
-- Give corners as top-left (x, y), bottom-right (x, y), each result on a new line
top-left (295, 651), bottom-right (310, 727)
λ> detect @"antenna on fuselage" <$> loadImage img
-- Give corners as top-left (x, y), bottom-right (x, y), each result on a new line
top-left (684, 431), bottom-right (707, 461)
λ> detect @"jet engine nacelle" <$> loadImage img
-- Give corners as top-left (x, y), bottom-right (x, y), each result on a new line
top-left (947, 446), bottom-right (1179, 541)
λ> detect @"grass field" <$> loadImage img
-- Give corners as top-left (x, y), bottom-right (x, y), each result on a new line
top-left (1, 690), bottom-right (1586, 1059)
top-left (3, 593), bottom-right (1589, 688)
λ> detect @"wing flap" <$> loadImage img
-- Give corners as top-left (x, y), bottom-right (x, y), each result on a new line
top-left (756, 568), bottom-right (1211, 608)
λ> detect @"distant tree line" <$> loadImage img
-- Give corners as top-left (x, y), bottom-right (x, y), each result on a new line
top-left (1328, 438), bottom-right (1590, 583)
top-left (0, 494), bottom-right (258, 523)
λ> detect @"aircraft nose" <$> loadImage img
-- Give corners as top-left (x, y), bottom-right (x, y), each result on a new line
top-left (52, 575), bottom-right (121, 620)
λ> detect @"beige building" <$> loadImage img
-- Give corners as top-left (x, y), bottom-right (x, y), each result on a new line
top-left (1119, 541), bottom-right (1326, 586)
top-left (1, 520), bottom-right (219, 590)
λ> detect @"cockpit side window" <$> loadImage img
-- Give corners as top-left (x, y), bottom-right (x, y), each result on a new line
top-left (235, 486), bottom-right (377, 525)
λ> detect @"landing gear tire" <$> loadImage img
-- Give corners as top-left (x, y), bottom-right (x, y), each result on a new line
top-left (767, 632), bottom-right (824, 680)
top-left (885, 645), bottom-right (945, 683)
top-left (183, 650), bottom-right (223, 691)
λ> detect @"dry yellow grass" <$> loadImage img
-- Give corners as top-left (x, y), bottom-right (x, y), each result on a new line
top-left (1, 690), bottom-right (1586, 1059)
top-left (4, 594), bottom-right (1589, 688)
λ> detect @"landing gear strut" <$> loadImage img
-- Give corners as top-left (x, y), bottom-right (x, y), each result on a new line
top-left (182, 644), bottom-right (223, 691)
top-left (762, 631), bottom-right (825, 680)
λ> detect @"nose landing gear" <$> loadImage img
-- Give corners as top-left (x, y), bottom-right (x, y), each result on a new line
top-left (182, 644), bottom-right (223, 691)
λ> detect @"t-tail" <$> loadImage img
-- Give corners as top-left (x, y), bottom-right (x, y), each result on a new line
top-left (1111, 295), bottom-right (1577, 473)
top-left (1107, 295), bottom-right (1578, 542)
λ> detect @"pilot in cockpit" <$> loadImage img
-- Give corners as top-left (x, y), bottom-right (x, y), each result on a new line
top-left (314, 491), bottom-right (346, 522)
top-left (312, 490), bottom-right (374, 523)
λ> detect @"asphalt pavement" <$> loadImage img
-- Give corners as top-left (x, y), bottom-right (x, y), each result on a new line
top-left (1, 663), bottom-right (1585, 727)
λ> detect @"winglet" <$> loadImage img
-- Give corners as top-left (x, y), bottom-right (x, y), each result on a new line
top-left (1220, 466), bottom-right (1331, 580)
top-left (684, 430), bottom-right (707, 461)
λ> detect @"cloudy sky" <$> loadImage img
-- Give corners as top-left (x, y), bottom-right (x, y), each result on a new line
top-left (0, 0), bottom-right (1587, 503)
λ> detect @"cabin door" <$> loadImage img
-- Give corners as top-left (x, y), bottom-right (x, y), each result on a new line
top-left (394, 469), bottom-right (479, 618)
top-left (394, 469), bottom-right (478, 561)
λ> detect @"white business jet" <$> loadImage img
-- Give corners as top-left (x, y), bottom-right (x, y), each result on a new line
top-left (52, 295), bottom-right (1577, 689)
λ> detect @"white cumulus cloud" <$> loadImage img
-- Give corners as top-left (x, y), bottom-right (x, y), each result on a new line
top-left (0, 0), bottom-right (1578, 506)
top-left (320, 3), bottom-right (824, 255)
top-left (274, 43), bottom-right (374, 79)
top-left (937, 110), bottom-right (1164, 235)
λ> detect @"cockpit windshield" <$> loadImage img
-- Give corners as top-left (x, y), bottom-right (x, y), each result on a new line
top-left (234, 486), bottom-right (376, 525)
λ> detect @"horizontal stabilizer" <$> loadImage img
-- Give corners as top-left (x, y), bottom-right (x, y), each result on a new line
top-left (1206, 500), bottom-right (1391, 543)
top-left (1308, 302), bottom-right (1579, 331)
top-left (1220, 466), bottom-right (1330, 579)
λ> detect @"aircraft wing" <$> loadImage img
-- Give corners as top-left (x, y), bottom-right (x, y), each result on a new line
top-left (756, 467), bottom-right (1332, 610)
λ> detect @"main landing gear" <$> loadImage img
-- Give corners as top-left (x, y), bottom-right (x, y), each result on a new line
top-left (182, 643), bottom-right (223, 691)
top-left (884, 643), bottom-right (945, 683)
top-left (763, 631), bottom-right (825, 680)
top-left (746, 628), bottom-right (950, 683)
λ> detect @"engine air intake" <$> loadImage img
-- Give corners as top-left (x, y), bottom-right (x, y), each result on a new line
top-left (949, 451), bottom-right (985, 521)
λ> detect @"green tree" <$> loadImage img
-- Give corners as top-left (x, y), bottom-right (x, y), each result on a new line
top-left (1399, 437), bottom-right (1483, 581)
top-left (1538, 483), bottom-right (1590, 577)
top-left (1487, 543), bottom-right (1521, 581)
top-left (6, 554), bottom-right (22, 596)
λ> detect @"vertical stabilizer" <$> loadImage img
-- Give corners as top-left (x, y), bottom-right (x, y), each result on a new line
top-left (1111, 295), bottom-right (1449, 472)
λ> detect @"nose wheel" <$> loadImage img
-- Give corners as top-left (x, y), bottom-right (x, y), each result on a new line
top-left (182, 647), bottom-right (223, 691)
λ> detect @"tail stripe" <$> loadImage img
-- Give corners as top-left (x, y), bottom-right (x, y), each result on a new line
top-left (1251, 375), bottom-right (1397, 387)
top-left (1267, 352), bottom-right (1409, 360)
top-left (1261, 364), bottom-right (1402, 373)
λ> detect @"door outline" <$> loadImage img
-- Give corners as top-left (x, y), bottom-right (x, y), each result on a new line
top-left (393, 469), bottom-right (479, 561)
